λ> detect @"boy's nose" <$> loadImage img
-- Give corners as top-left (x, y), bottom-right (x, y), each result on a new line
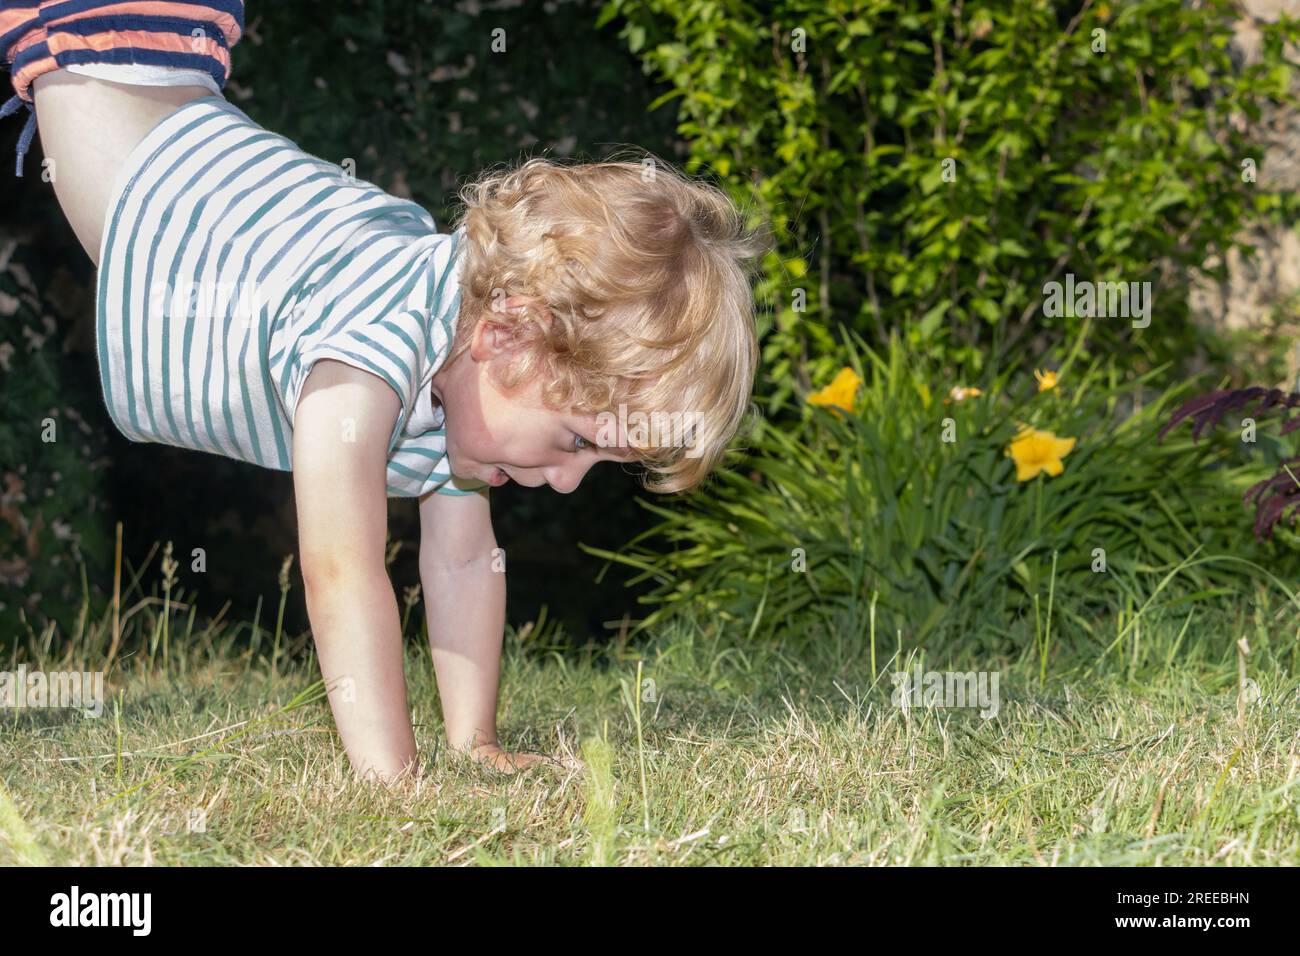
top-left (544, 459), bottom-right (593, 495)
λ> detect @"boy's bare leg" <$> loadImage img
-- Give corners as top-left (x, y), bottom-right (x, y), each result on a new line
top-left (30, 71), bottom-right (218, 265)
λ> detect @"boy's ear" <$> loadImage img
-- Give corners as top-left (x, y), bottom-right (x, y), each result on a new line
top-left (471, 316), bottom-right (513, 356)
top-left (471, 296), bottom-right (553, 359)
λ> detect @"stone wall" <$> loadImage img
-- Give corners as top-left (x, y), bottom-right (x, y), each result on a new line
top-left (1187, 0), bottom-right (1300, 386)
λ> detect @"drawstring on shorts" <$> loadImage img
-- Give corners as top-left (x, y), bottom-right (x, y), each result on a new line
top-left (1, 93), bottom-right (36, 176)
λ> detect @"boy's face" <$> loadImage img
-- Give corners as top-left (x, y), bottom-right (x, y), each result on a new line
top-left (431, 298), bottom-right (636, 493)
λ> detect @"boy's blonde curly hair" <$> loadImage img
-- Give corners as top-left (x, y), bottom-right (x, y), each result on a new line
top-left (449, 153), bottom-right (773, 494)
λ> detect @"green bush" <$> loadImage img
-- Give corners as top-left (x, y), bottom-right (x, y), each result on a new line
top-left (0, 238), bottom-right (112, 641)
top-left (235, 0), bottom-right (685, 226)
top-left (601, 0), bottom-right (1300, 409)
top-left (588, 328), bottom-right (1300, 656)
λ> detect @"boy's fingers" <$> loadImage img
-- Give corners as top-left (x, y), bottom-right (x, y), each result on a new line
top-left (503, 751), bottom-right (573, 773)
top-left (468, 746), bottom-right (584, 774)
top-left (553, 753), bottom-right (587, 772)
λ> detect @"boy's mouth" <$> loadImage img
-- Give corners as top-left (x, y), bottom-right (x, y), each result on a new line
top-left (487, 467), bottom-right (510, 487)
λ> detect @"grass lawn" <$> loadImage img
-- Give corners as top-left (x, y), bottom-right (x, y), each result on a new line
top-left (2, 589), bottom-right (1298, 866)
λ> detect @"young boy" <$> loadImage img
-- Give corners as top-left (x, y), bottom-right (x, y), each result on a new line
top-left (1, 0), bottom-right (769, 783)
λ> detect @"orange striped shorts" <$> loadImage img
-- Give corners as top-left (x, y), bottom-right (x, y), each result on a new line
top-left (0, 0), bottom-right (244, 174)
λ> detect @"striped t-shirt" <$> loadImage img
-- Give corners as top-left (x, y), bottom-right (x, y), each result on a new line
top-left (95, 94), bottom-right (487, 497)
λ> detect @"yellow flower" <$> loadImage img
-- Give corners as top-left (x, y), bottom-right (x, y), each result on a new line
top-left (946, 385), bottom-right (983, 404)
top-left (1006, 426), bottom-right (1076, 481)
top-left (1034, 368), bottom-right (1059, 392)
top-left (808, 366), bottom-right (863, 416)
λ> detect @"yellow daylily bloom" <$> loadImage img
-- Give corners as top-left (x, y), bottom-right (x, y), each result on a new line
top-left (1034, 368), bottom-right (1059, 392)
top-left (808, 366), bottom-right (863, 416)
top-left (1006, 426), bottom-right (1076, 481)
top-left (946, 385), bottom-right (983, 404)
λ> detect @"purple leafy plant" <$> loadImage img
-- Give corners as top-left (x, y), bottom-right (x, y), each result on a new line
top-left (1159, 386), bottom-right (1300, 540)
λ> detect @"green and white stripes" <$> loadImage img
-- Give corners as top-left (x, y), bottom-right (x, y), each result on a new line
top-left (95, 95), bottom-right (486, 498)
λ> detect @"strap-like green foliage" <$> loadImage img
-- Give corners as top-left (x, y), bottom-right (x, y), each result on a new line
top-left (584, 328), bottom-right (1300, 652)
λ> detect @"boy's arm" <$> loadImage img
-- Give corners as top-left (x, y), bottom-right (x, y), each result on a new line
top-left (418, 489), bottom-right (554, 772)
top-left (293, 359), bottom-right (416, 783)
top-left (417, 489), bottom-right (505, 755)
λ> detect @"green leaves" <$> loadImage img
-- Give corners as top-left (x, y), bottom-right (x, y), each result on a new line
top-left (609, 0), bottom-right (1300, 377)
top-left (0, 240), bottom-right (114, 639)
top-left (918, 300), bottom-right (949, 340)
